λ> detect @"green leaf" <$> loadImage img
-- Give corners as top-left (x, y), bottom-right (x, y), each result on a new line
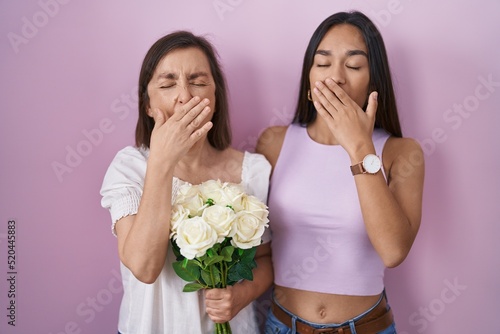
top-left (204, 255), bottom-right (224, 267)
top-left (211, 243), bottom-right (221, 252)
top-left (206, 198), bottom-right (215, 206)
top-left (237, 263), bottom-right (254, 281)
top-left (228, 262), bottom-right (254, 282)
top-left (182, 282), bottom-right (205, 292)
top-left (191, 259), bottom-right (205, 269)
top-left (211, 266), bottom-right (221, 286)
top-left (172, 260), bottom-right (200, 282)
top-left (240, 247), bottom-right (257, 263)
top-left (201, 266), bottom-right (221, 287)
top-left (221, 246), bottom-right (234, 262)
top-left (248, 259), bottom-right (257, 270)
top-left (226, 279), bottom-right (238, 286)
top-left (200, 269), bottom-right (212, 286)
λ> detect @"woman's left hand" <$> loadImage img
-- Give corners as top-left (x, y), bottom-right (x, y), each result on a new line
top-left (204, 286), bottom-right (243, 323)
top-left (313, 78), bottom-right (378, 159)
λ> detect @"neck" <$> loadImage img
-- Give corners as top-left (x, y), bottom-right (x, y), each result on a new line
top-left (177, 138), bottom-right (215, 170)
top-left (307, 119), bottom-right (339, 145)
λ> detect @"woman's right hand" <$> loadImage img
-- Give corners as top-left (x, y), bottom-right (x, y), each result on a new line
top-left (148, 96), bottom-right (213, 167)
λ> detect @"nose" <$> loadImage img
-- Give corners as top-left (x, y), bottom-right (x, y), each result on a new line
top-left (329, 63), bottom-right (346, 85)
top-left (177, 85), bottom-right (193, 104)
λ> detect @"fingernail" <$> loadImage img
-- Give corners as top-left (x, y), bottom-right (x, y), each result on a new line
top-left (203, 98), bottom-right (209, 104)
top-left (325, 78), bottom-right (333, 84)
top-left (372, 92), bottom-right (378, 100)
top-left (315, 81), bottom-right (323, 88)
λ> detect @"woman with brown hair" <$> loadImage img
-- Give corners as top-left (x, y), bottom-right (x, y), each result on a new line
top-left (101, 31), bottom-right (273, 333)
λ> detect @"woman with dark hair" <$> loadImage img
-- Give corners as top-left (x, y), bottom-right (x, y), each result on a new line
top-left (100, 31), bottom-right (273, 333)
top-left (257, 11), bottom-right (424, 334)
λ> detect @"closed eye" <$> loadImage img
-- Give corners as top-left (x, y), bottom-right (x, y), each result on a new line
top-left (316, 64), bottom-right (330, 68)
top-left (346, 66), bottom-right (361, 70)
top-left (160, 83), bottom-right (175, 89)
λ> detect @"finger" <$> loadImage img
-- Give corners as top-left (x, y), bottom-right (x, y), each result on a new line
top-left (325, 78), bottom-right (359, 111)
top-left (313, 100), bottom-right (334, 122)
top-left (182, 98), bottom-right (211, 127)
top-left (312, 83), bottom-right (337, 116)
top-left (171, 96), bottom-right (202, 121)
top-left (365, 91), bottom-right (378, 120)
top-left (188, 105), bottom-right (212, 129)
top-left (205, 304), bottom-right (231, 323)
top-left (314, 79), bottom-right (347, 111)
top-left (189, 121), bottom-right (213, 142)
top-left (322, 78), bottom-right (355, 111)
top-left (205, 288), bottom-right (223, 300)
top-left (206, 310), bottom-right (229, 323)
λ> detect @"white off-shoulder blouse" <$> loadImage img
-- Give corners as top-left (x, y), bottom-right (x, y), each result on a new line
top-left (100, 146), bottom-right (271, 334)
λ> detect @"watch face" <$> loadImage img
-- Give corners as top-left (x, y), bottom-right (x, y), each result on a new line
top-left (362, 154), bottom-right (381, 174)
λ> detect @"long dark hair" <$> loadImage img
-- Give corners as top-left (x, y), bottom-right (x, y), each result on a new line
top-left (135, 31), bottom-right (231, 149)
top-left (293, 11), bottom-right (402, 137)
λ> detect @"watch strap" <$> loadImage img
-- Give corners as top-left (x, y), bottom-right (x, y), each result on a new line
top-left (350, 162), bottom-right (364, 175)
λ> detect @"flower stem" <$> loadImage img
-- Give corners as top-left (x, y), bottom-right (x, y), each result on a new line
top-left (209, 265), bottom-right (215, 289)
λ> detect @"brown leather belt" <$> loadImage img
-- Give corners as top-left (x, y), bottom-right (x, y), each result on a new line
top-left (271, 295), bottom-right (394, 334)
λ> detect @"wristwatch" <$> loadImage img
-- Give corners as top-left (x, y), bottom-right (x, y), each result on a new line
top-left (350, 154), bottom-right (381, 175)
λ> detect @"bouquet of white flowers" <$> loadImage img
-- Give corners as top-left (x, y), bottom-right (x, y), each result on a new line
top-left (169, 179), bottom-right (269, 334)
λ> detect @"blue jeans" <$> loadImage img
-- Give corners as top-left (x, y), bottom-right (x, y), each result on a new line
top-left (265, 292), bottom-right (397, 334)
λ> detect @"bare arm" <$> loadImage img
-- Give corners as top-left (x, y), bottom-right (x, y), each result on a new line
top-left (116, 97), bottom-right (213, 283)
top-left (351, 138), bottom-right (424, 267)
top-left (115, 163), bottom-right (174, 284)
top-left (313, 79), bottom-right (424, 267)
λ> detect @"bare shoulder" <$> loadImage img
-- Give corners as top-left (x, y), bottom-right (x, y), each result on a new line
top-left (256, 126), bottom-right (288, 170)
top-left (384, 136), bottom-right (423, 157)
top-left (383, 137), bottom-right (425, 185)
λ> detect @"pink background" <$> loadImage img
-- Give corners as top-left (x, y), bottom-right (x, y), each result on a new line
top-left (1, 1), bottom-right (499, 333)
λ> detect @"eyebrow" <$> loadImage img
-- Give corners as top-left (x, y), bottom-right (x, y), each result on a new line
top-left (315, 49), bottom-right (368, 57)
top-left (157, 71), bottom-right (209, 81)
top-left (157, 72), bottom-right (177, 81)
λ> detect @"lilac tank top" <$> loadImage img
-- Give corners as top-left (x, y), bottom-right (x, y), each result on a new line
top-left (268, 124), bottom-right (391, 296)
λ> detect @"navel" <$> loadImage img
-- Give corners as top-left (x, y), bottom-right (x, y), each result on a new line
top-left (318, 307), bottom-right (328, 319)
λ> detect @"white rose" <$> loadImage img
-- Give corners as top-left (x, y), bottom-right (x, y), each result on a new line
top-left (240, 194), bottom-right (269, 220)
top-left (202, 204), bottom-right (236, 242)
top-left (176, 183), bottom-right (200, 201)
top-left (170, 204), bottom-right (190, 236)
top-left (230, 211), bottom-right (269, 249)
top-left (222, 183), bottom-right (245, 210)
top-left (174, 216), bottom-right (218, 259)
top-left (176, 185), bottom-right (205, 216)
top-left (197, 180), bottom-right (227, 204)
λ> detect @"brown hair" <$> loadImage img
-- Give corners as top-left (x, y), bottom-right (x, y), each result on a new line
top-left (135, 31), bottom-right (232, 149)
